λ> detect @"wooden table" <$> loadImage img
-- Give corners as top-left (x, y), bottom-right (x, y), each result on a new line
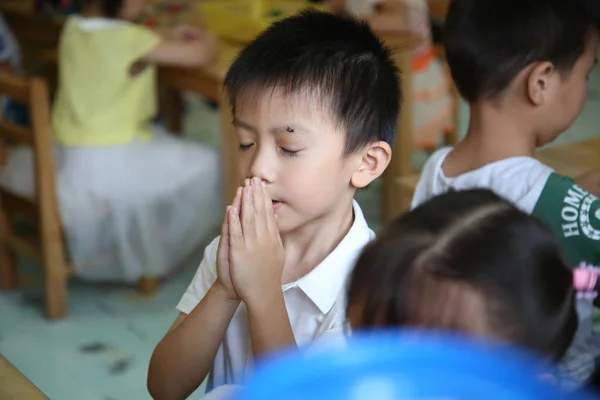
top-left (0, 4), bottom-right (418, 219)
top-left (0, 355), bottom-right (49, 399)
top-left (535, 138), bottom-right (600, 178)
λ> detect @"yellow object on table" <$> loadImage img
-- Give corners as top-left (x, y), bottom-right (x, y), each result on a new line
top-left (198, 0), bottom-right (326, 43)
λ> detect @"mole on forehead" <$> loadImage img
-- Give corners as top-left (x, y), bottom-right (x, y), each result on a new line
top-left (232, 117), bottom-right (313, 135)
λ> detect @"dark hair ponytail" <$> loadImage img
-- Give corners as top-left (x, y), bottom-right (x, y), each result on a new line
top-left (347, 189), bottom-right (577, 360)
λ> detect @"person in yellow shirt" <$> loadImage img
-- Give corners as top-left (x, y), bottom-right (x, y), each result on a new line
top-left (0, 0), bottom-right (222, 282)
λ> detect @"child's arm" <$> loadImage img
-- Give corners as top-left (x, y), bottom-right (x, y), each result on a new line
top-left (141, 28), bottom-right (217, 68)
top-left (148, 192), bottom-right (242, 400)
top-left (147, 285), bottom-right (240, 400)
top-left (247, 284), bottom-right (297, 356)
top-left (530, 172), bottom-right (600, 289)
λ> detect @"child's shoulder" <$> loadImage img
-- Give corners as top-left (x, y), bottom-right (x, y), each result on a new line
top-left (176, 236), bottom-right (220, 314)
top-left (189, 235), bottom-right (220, 284)
top-left (416, 149), bottom-right (554, 213)
top-left (60, 16), bottom-right (161, 67)
top-left (466, 156), bottom-right (554, 213)
top-left (63, 16), bottom-right (157, 40)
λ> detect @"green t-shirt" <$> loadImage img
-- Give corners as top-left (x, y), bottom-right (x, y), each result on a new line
top-left (532, 173), bottom-right (600, 267)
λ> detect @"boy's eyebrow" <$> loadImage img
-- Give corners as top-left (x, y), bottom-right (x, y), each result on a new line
top-left (232, 118), bottom-right (311, 135)
top-left (232, 118), bottom-right (257, 133)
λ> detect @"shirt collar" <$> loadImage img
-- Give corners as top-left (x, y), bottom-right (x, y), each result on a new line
top-left (284, 200), bottom-right (374, 314)
top-left (74, 16), bottom-right (126, 32)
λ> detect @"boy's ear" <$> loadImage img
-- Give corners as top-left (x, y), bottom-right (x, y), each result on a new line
top-left (351, 141), bottom-right (392, 188)
top-left (527, 61), bottom-right (556, 106)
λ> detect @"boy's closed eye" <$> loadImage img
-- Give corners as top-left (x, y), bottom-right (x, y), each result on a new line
top-left (238, 142), bottom-right (302, 157)
top-left (234, 117), bottom-right (310, 157)
top-left (239, 143), bottom-right (253, 151)
top-left (279, 147), bottom-right (300, 157)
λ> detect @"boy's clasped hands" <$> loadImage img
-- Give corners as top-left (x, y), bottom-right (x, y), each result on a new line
top-left (215, 177), bottom-right (285, 308)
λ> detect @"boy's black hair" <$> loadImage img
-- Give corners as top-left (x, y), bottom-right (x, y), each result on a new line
top-left (81, 0), bottom-right (123, 18)
top-left (348, 189), bottom-right (577, 360)
top-left (224, 11), bottom-right (401, 154)
top-left (444, 0), bottom-right (599, 102)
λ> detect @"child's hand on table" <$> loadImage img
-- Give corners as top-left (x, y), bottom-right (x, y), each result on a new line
top-left (174, 26), bottom-right (218, 63)
top-left (228, 177), bottom-right (285, 308)
top-left (169, 25), bottom-right (205, 42)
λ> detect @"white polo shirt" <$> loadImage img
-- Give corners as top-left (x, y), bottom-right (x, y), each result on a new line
top-left (176, 200), bottom-right (375, 390)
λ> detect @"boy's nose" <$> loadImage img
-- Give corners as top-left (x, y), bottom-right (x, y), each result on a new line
top-left (247, 151), bottom-right (275, 184)
top-left (246, 170), bottom-right (274, 185)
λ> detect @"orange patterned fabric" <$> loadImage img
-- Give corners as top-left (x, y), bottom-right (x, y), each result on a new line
top-left (412, 47), bottom-right (434, 73)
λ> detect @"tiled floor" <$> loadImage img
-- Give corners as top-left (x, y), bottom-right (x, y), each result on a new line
top-left (1, 62), bottom-right (600, 400)
top-left (0, 231), bottom-right (216, 400)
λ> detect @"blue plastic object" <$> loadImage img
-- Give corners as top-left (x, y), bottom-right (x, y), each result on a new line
top-left (235, 330), bottom-right (595, 400)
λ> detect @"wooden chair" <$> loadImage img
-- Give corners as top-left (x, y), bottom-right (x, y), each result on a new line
top-left (0, 73), bottom-right (68, 319)
top-left (428, 0), bottom-right (459, 148)
top-left (0, 73), bottom-right (159, 319)
top-left (390, 55), bottom-right (460, 214)
top-left (381, 0), bottom-right (461, 220)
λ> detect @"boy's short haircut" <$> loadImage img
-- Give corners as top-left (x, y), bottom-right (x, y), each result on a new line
top-left (444, 0), bottom-right (599, 102)
top-left (224, 11), bottom-right (401, 154)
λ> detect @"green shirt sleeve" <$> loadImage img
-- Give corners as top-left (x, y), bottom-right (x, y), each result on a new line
top-left (531, 173), bottom-right (600, 268)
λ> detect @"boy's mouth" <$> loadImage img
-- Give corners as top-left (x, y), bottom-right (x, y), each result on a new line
top-left (272, 200), bottom-right (283, 212)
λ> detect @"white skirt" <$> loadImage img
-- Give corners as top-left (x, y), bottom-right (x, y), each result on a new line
top-left (0, 126), bottom-right (222, 282)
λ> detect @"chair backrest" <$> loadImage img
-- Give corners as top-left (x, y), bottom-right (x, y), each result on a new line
top-left (391, 1), bottom-right (460, 175)
top-left (381, 1), bottom-right (460, 220)
top-left (1, 5), bottom-right (63, 74)
top-left (0, 72), bottom-right (63, 256)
